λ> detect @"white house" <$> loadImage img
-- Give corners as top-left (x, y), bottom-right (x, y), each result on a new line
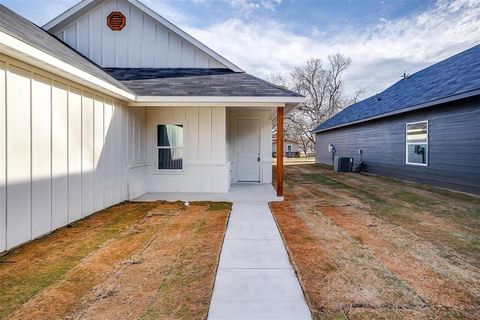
top-left (273, 137), bottom-right (304, 157)
top-left (0, 0), bottom-right (303, 252)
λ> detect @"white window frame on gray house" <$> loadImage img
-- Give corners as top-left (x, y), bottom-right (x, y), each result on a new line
top-left (156, 124), bottom-right (184, 172)
top-left (405, 120), bottom-right (428, 166)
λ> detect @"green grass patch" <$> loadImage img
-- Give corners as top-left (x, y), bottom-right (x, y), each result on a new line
top-left (304, 173), bottom-right (351, 190)
top-left (302, 172), bottom-right (429, 230)
top-left (0, 203), bottom-right (154, 319)
top-left (303, 173), bottom-right (394, 213)
top-left (414, 184), bottom-right (480, 205)
top-left (208, 202), bottom-right (232, 211)
top-left (463, 234), bottom-right (480, 251)
top-left (0, 260), bottom-right (72, 317)
top-left (392, 190), bottom-right (439, 208)
top-left (315, 163), bottom-right (334, 171)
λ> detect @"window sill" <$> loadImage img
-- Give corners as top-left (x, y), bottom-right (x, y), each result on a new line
top-left (153, 169), bottom-right (185, 175)
top-left (406, 162), bottom-right (428, 167)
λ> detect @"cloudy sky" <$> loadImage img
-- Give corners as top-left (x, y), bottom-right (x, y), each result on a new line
top-left (2, 0), bottom-right (480, 99)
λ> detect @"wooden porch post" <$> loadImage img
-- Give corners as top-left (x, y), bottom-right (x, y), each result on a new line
top-left (276, 106), bottom-right (284, 197)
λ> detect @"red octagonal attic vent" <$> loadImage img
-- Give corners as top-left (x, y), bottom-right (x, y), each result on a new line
top-left (107, 11), bottom-right (126, 31)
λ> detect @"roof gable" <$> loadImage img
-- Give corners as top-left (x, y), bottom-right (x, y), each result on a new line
top-left (43, 0), bottom-right (242, 71)
top-left (314, 44), bottom-right (480, 133)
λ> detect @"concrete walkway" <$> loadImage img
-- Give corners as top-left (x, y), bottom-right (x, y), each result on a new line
top-left (208, 202), bottom-right (311, 320)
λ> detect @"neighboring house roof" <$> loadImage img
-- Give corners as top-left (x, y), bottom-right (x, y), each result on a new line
top-left (103, 68), bottom-right (302, 97)
top-left (43, 0), bottom-right (243, 72)
top-left (0, 5), bottom-right (132, 94)
top-left (313, 44), bottom-right (480, 133)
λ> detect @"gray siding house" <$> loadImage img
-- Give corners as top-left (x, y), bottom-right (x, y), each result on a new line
top-left (314, 45), bottom-right (480, 194)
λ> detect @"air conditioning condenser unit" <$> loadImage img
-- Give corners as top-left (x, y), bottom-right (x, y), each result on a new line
top-left (334, 157), bottom-right (353, 172)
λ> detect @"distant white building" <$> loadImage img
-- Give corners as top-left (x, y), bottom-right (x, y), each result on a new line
top-left (272, 135), bottom-right (314, 157)
top-left (272, 138), bottom-right (302, 157)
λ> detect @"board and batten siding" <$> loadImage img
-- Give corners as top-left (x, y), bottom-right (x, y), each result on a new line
top-left (144, 106), bottom-right (230, 193)
top-left (52, 0), bottom-right (226, 69)
top-left (0, 54), bottom-right (145, 253)
top-left (315, 98), bottom-right (480, 194)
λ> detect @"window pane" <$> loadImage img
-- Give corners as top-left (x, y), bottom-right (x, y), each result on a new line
top-left (407, 144), bottom-right (427, 164)
top-left (407, 122), bottom-right (427, 143)
top-left (157, 124), bottom-right (183, 147)
top-left (158, 148), bottom-right (183, 170)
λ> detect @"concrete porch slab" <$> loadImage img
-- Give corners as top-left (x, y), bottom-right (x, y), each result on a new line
top-left (132, 183), bottom-right (281, 203)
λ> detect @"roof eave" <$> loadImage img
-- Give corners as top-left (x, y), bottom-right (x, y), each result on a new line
top-left (0, 30), bottom-right (135, 101)
top-left (313, 88), bottom-right (480, 134)
top-left (129, 95), bottom-right (305, 107)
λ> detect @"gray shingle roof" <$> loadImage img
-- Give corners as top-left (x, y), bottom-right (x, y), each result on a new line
top-left (314, 44), bottom-right (480, 132)
top-left (0, 5), bottom-right (132, 93)
top-left (103, 68), bottom-right (302, 97)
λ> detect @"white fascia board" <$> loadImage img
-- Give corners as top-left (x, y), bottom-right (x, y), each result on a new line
top-left (0, 30), bottom-right (135, 101)
top-left (134, 96), bottom-right (305, 103)
top-left (129, 96), bottom-right (304, 107)
top-left (127, 0), bottom-right (243, 72)
top-left (43, 0), bottom-right (96, 31)
top-left (130, 101), bottom-right (286, 107)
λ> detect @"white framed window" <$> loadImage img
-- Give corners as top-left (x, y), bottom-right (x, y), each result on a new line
top-left (156, 124), bottom-right (184, 170)
top-left (406, 121), bottom-right (428, 166)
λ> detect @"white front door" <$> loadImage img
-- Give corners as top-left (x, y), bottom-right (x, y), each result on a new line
top-left (236, 119), bottom-right (261, 182)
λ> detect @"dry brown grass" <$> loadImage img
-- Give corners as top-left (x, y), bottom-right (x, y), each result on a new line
top-left (271, 163), bottom-right (480, 320)
top-left (0, 201), bottom-right (230, 320)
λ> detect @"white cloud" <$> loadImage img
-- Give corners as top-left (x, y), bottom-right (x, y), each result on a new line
top-left (141, 0), bottom-right (191, 24)
top-left (9, 0), bottom-right (79, 26)
top-left (186, 0), bottom-right (480, 99)
top-left (11, 0), bottom-right (479, 101)
top-left (259, 0), bottom-right (282, 11)
top-left (223, 0), bottom-right (282, 16)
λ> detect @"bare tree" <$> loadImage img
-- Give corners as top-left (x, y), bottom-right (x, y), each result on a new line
top-left (265, 72), bottom-right (287, 89)
top-left (284, 112), bottom-right (312, 155)
top-left (349, 88), bottom-right (366, 105)
top-left (267, 56), bottom-right (356, 154)
top-left (289, 54), bottom-right (352, 145)
top-left (267, 72), bottom-right (287, 136)
top-left (267, 72), bottom-right (312, 155)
